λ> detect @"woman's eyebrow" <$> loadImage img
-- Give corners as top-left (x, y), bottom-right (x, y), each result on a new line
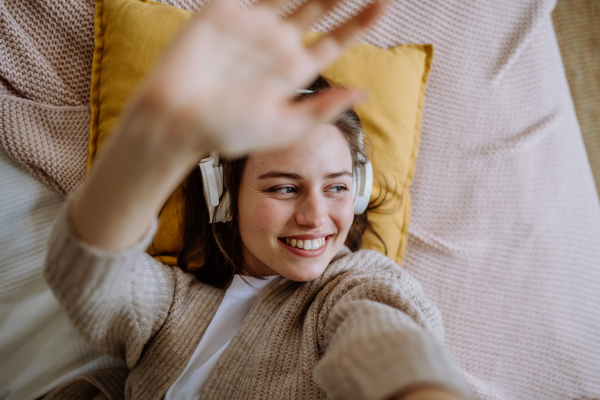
top-left (257, 171), bottom-right (303, 180)
top-left (325, 171), bottom-right (353, 179)
top-left (257, 170), bottom-right (352, 180)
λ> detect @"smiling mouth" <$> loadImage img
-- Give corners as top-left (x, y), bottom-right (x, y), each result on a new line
top-left (278, 236), bottom-right (331, 251)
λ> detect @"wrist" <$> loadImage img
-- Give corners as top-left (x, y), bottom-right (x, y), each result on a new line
top-left (73, 105), bottom-right (207, 251)
top-left (111, 103), bottom-right (209, 175)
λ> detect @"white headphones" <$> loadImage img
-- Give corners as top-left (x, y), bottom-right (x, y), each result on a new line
top-left (199, 152), bottom-right (232, 223)
top-left (199, 90), bottom-right (373, 223)
top-left (352, 134), bottom-right (373, 216)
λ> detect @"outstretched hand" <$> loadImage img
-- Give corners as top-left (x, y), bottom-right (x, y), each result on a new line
top-left (73, 0), bottom-right (387, 252)
top-left (134, 0), bottom-right (387, 157)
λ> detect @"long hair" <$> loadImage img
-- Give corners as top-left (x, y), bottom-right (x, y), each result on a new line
top-left (177, 77), bottom-right (389, 288)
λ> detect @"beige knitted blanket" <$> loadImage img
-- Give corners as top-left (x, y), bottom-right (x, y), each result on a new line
top-left (0, 0), bottom-right (94, 195)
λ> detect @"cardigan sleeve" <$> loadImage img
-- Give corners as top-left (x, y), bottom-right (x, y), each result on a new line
top-left (313, 250), bottom-right (475, 400)
top-left (43, 200), bottom-right (175, 368)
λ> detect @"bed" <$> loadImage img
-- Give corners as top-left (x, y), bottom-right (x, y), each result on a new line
top-left (1, 0), bottom-right (599, 399)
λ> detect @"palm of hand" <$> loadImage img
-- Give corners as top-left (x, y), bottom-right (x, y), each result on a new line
top-left (136, 0), bottom-right (384, 158)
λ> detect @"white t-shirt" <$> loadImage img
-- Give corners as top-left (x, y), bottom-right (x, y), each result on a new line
top-left (165, 274), bottom-right (277, 400)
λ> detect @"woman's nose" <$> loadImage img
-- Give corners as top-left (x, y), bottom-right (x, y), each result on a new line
top-left (295, 191), bottom-right (327, 229)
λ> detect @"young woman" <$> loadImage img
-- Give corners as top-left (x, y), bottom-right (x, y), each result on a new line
top-left (43, 0), bottom-right (474, 398)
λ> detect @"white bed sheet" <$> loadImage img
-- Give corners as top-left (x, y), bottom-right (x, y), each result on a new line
top-left (0, 147), bottom-right (124, 400)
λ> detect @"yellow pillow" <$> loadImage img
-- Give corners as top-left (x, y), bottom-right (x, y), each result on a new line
top-left (89, 0), bottom-right (433, 266)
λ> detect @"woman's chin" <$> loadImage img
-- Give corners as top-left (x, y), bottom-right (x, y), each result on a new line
top-left (278, 263), bottom-right (328, 282)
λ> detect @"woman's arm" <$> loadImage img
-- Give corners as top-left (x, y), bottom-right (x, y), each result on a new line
top-left (44, 0), bottom-right (387, 367)
top-left (70, 0), bottom-right (387, 253)
top-left (313, 251), bottom-right (474, 400)
top-left (44, 201), bottom-right (176, 366)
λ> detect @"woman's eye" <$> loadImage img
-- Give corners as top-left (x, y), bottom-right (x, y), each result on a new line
top-left (328, 185), bottom-right (348, 193)
top-left (271, 186), bottom-right (296, 194)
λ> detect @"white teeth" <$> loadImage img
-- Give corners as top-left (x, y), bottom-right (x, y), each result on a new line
top-left (284, 237), bottom-right (328, 250)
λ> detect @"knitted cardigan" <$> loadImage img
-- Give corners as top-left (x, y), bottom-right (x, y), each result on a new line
top-left (42, 202), bottom-right (474, 400)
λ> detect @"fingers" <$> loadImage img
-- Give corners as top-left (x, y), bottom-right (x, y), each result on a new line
top-left (257, 0), bottom-right (292, 12)
top-left (261, 0), bottom-right (387, 35)
top-left (285, 0), bottom-right (338, 29)
top-left (291, 87), bottom-right (366, 124)
top-left (264, 87), bottom-right (365, 154)
top-left (255, 0), bottom-right (388, 82)
top-left (306, 0), bottom-right (387, 67)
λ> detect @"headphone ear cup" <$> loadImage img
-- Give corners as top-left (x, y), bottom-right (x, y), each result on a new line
top-left (212, 166), bottom-right (232, 223)
top-left (199, 161), bottom-right (218, 222)
top-left (199, 158), bottom-right (232, 223)
top-left (353, 160), bottom-right (373, 214)
top-left (352, 167), bottom-right (358, 202)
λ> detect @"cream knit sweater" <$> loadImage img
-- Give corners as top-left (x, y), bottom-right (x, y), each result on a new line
top-left (42, 203), bottom-right (474, 400)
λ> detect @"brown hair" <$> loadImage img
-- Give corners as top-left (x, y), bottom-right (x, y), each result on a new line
top-left (177, 77), bottom-right (388, 288)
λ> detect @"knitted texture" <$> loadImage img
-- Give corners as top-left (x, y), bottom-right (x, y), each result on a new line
top-left (0, 0), bottom-right (94, 195)
top-left (553, 0), bottom-right (600, 198)
top-left (2, 0), bottom-right (600, 399)
top-left (43, 202), bottom-right (474, 400)
top-left (43, 370), bottom-right (129, 400)
top-left (0, 97), bottom-right (88, 195)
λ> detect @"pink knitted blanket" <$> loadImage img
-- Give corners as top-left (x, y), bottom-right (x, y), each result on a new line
top-left (2, 1), bottom-right (600, 399)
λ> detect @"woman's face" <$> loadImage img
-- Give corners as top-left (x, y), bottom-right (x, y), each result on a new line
top-left (237, 123), bottom-right (355, 281)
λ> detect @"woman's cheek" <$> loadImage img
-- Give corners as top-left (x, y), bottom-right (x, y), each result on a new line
top-left (333, 196), bottom-right (355, 234)
top-left (248, 197), bottom-right (291, 233)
